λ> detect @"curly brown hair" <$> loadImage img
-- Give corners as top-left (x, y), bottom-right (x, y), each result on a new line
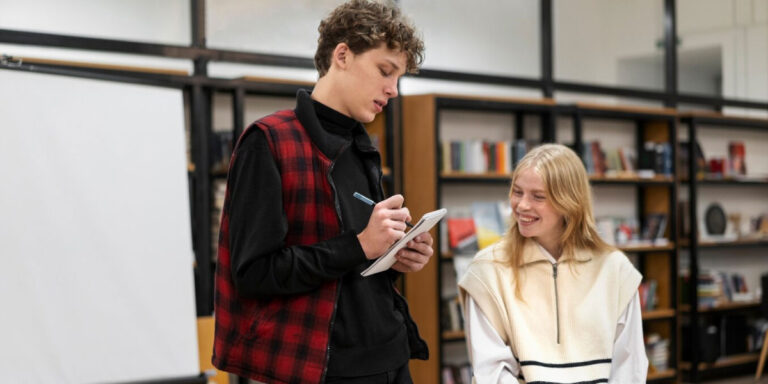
top-left (314, 0), bottom-right (424, 77)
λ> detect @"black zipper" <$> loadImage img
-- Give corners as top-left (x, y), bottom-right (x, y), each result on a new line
top-left (320, 148), bottom-right (347, 384)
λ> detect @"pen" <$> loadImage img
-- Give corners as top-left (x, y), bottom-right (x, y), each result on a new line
top-left (353, 192), bottom-right (414, 228)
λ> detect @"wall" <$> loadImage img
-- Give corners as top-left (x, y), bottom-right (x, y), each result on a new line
top-left (2, 0), bottom-right (765, 106)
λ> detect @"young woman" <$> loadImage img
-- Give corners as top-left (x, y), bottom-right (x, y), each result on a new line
top-left (458, 144), bottom-right (648, 383)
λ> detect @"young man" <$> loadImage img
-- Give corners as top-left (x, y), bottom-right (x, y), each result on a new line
top-left (212, 1), bottom-right (429, 383)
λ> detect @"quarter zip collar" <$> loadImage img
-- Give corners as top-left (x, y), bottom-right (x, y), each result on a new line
top-left (520, 239), bottom-right (593, 266)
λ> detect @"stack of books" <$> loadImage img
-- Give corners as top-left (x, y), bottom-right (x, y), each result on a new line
top-left (645, 333), bottom-right (670, 372)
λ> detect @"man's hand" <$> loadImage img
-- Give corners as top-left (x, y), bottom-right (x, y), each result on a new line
top-left (391, 232), bottom-right (434, 273)
top-left (357, 194), bottom-right (411, 260)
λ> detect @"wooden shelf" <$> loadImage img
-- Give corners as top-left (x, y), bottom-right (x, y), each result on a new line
top-left (619, 243), bottom-right (675, 253)
top-left (681, 177), bottom-right (768, 185)
top-left (14, 56), bottom-right (190, 76)
top-left (432, 93), bottom-right (555, 106)
top-left (642, 308), bottom-right (676, 320)
top-left (679, 111), bottom-right (768, 127)
top-left (440, 172), bottom-right (676, 186)
top-left (240, 76), bottom-right (315, 87)
top-left (440, 172), bottom-right (510, 184)
top-left (680, 300), bottom-right (760, 313)
top-left (647, 368), bottom-right (677, 381)
top-left (680, 238), bottom-right (768, 249)
top-left (680, 352), bottom-right (759, 371)
top-left (589, 175), bottom-right (675, 184)
top-left (576, 102), bottom-right (678, 117)
top-left (442, 330), bottom-right (466, 341)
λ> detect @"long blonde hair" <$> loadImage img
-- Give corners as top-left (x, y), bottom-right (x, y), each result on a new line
top-left (501, 144), bottom-right (614, 296)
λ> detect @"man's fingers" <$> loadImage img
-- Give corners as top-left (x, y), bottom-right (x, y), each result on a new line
top-left (376, 194), bottom-right (404, 209)
top-left (413, 233), bottom-right (433, 246)
top-left (385, 219), bottom-right (407, 232)
top-left (406, 241), bottom-right (433, 257)
top-left (387, 208), bottom-right (410, 223)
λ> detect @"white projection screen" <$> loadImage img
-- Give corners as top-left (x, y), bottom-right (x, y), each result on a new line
top-left (0, 70), bottom-right (199, 383)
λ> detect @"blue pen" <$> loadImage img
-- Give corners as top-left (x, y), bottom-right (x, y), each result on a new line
top-left (353, 192), bottom-right (414, 228)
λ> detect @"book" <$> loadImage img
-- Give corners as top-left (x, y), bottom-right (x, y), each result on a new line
top-left (361, 208), bottom-right (448, 276)
top-left (729, 141), bottom-right (746, 175)
top-left (642, 213), bottom-right (668, 242)
top-left (471, 202), bottom-right (506, 250)
top-left (446, 217), bottom-right (478, 254)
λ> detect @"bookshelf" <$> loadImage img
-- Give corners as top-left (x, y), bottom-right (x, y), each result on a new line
top-left (402, 93), bottom-right (555, 384)
top-left (679, 112), bottom-right (768, 382)
top-left (565, 103), bottom-right (679, 383)
top-left (402, 94), bottom-right (680, 383)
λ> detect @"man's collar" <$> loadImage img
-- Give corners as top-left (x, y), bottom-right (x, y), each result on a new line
top-left (294, 89), bottom-right (377, 159)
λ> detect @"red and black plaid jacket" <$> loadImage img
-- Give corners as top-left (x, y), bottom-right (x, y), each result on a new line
top-left (212, 110), bottom-right (339, 384)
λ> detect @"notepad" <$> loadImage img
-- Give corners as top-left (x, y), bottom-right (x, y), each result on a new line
top-left (361, 208), bottom-right (448, 276)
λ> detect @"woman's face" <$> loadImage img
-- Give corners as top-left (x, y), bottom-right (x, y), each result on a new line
top-left (510, 168), bottom-right (565, 249)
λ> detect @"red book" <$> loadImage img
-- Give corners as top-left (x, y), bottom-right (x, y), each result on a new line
top-left (447, 217), bottom-right (476, 250)
top-left (728, 141), bottom-right (746, 175)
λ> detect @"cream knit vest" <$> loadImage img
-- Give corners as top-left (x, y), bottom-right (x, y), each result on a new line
top-left (458, 240), bottom-right (641, 384)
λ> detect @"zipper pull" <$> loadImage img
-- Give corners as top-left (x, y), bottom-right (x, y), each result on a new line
top-left (552, 263), bottom-right (558, 279)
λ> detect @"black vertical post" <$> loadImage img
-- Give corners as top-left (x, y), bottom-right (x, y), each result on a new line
top-left (542, 111), bottom-right (555, 143)
top-left (233, 87), bottom-right (245, 142)
top-left (663, 0), bottom-right (678, 108)
top-left (394, 83), bottom-right (403, 195)
top-left (573, 110), bottom-right (583, 159)
top-left (190, 0), bottom-right (212, 316)
top-left (384, 97), bottom-right (398, 196)
top-left (192, 0), bottom-right (208, 76)
top-left (515, 113), bottom-right (524, 140)
top-left (191, 84), bottom-right (212, 316)
top-left (687, 119), bottom-right (700, 381)
top-left (541, 0), bottom-right (554, 98)
top-left (669, 119), bottom-right (679, 377)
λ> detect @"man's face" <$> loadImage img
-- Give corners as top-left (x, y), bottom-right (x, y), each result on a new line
top-left (336, 44), bottom-right (407, 123)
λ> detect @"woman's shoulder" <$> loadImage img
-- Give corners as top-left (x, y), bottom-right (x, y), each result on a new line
top-left (464, 242), bottom-right (509, 275)
top-left (471, 241), bottom-right (511, 265)
top-left (593, 248), bottom-right (642, 282)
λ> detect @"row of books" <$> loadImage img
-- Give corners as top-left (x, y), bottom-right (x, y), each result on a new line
top-left (595, 213), bottom-right (669, 247)
top-left (442, 364), bottom-right (472, 384)
top-left (683, 316), bottom-right (767, 362)
top-left (680, 140), bottom-right (750, 178)
top-left (442, 201), bottom-right (512, 255)
top-left (639, 280), bottom-right (659, 312)
top-left (581, 142), bottom-right (635, 176)
top-left (680, 270), bottom-right (755, 308)
top-left (582, 141), bottom-right (673, 177)
top-left (442, 296), bottom-right (464, 332)
top-left (210, 131), bottom-right (234, 174)
top-left (645, 333), bottom-right (670, 373)
top-left (440, 139), bottom-right (532, 174)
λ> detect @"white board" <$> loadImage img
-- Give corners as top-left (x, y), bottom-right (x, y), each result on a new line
top-left (0, 69), bottom-right (198, 383)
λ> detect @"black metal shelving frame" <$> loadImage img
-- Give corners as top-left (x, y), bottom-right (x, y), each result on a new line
top-left (680, 114), bottom-right (768, 382)
top-left (432, 96), bottom-right (681, 382)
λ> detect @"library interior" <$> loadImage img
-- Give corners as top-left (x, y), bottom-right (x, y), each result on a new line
top-left (1, 0), bottom-right (767, 383)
